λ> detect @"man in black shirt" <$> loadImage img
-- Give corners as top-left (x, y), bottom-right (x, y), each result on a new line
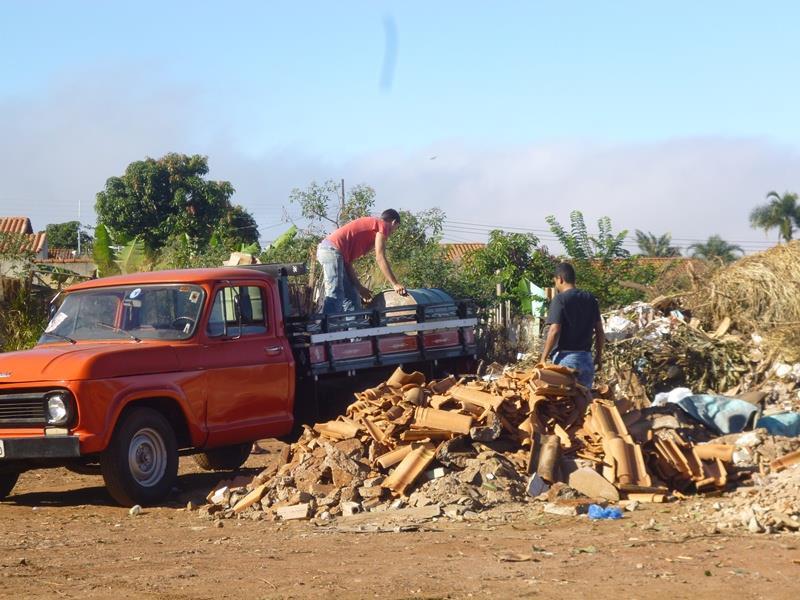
top-left (540, 262), bottom-right (604, 388)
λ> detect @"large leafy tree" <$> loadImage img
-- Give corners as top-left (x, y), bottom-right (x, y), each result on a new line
top-left (460, 231), bottom-right (555, 311)
top-left (95, 153), bottom-right (252, 252)
top-left (689, 235), bottom-right (744, 263)
top-left (45, 221), bottom-right (93, 252)
top-left (289, 179), bottom-right (376, 233)
top-left (749, 191), bottom-right (800, 242)
top-left (635, 230), bottom-right (681, 257)
top-left (546, 211), bottom-right (656, 308)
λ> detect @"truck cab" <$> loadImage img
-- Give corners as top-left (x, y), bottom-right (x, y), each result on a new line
top-left (0, 267), bottom-right (295, 506)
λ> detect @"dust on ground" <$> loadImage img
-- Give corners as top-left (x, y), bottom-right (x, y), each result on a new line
top-left (1, 446), bottom-right (798, 600)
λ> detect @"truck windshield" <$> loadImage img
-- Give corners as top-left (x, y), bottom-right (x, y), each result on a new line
top-left (38, 284), bottom-right (206, 344)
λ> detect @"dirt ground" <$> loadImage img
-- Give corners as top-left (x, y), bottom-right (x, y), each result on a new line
top-left (1, 445), bottom-right (798, 600)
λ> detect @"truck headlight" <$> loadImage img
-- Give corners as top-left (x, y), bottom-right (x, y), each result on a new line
top-left (46, 392), bottom-right (73, 426)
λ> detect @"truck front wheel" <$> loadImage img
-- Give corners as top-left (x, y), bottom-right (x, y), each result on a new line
top-left (100, 407), bottom-right (178, 507)
top-left (193, 443), bottom-right (251, 471)
top-left (0, 472), bottom-right (20, 501)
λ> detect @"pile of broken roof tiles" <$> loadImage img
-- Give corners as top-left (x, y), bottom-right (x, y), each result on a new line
top-left (203, 364), bottom-right (744, 521)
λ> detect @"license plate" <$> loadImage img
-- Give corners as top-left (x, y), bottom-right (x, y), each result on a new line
top-left (0, 440), bottom-right (4, 458)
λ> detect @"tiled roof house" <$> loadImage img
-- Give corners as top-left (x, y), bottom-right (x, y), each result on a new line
top-left (0, 216), bottom-right (48, 259)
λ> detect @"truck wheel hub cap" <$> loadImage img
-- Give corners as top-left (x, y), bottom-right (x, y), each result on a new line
top-left (129, 428), bottom-right (166, 487)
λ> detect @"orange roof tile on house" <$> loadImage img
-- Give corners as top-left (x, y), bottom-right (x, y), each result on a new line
top-left (0, 216), bottom-right (34, 235)
top-left (0, 216), bottom-right (47, 257)
top-left (442, 242), bottom-right (485, 262)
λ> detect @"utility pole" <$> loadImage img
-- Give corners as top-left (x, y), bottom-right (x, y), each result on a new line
top-left (77, 197), bottom-right (82, 256)
top-left (341, 178), bottom-right (345, 216)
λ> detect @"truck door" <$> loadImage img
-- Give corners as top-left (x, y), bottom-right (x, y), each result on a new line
top-left (202, 282), bottom-right (291, 445)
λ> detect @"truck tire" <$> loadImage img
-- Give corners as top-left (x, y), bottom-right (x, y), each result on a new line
top-left (0, 472), bottom-right (20, 501)
top-left (100, 407), bottom-right (178, 507)
top-left (193, 443), bottom-right (251, 471)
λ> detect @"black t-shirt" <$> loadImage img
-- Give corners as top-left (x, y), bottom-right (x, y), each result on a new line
top-left (545, 288), bottom-right (601, 353)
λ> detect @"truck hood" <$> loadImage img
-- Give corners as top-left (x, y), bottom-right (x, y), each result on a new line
top-left (0, 343), bottom-right (180, 383)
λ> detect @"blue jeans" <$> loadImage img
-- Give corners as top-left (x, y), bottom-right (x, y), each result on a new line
top-left (553, 350), bottom-right (595, 388)
top-left (317, 244), bottom-right (362, 314)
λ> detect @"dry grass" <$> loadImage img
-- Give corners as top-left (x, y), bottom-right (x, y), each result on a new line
top-left (700, 241), bottom-right (800, 330)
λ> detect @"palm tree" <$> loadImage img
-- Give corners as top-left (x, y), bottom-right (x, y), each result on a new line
top-left (749, 191), bottom-right (800, 242)
top-left (689, 235), bottom-right (743, 264)
top-left (634, 230), bottom-right (681, 257)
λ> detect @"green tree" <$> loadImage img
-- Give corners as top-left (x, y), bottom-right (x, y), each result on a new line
top-left (749, 191), bottom-right (800, 242)
top-left (153, 233), bottom-right (228, 270)
top-left (214, 204), bottom-right (260, 249)
top-left (635, 230), bottom-right (681, 257)
top-left (289, 180), bottom-right (375, 233)
top-left (45, 221), bottom-right (93, 252)
top-left (457, 231), bottom-right (554, 311)
top-left (689, 235), bottom-right (744, 263)
top-left (95, 153), bottom-right (250, 252)
top-left (546, 211), bottom-right (630, 260)
top-left (260, 225), bottom-right (321, 266)
top-left (547, 211), bottom-right (656, 308)
top-left (92, 223), bottom-right (118, 277)
top-left (383, 208), bottom-right (453, 290)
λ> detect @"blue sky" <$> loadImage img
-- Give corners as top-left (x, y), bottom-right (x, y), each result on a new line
top-left (2, 1), bottom-right (800, 251)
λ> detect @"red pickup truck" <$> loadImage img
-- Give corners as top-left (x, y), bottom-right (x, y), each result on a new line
top-left (0, 264), bottom-right (476, 506)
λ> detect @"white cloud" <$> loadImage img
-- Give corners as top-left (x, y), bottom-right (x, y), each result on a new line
top-left (2, 70), bottom-right (799, 255)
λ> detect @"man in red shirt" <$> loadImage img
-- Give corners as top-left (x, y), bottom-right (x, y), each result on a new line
top-left (317, 209), bottom-right (407, 314)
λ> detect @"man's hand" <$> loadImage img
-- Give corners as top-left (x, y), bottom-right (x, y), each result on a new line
top-left (358, 285), bottom-right (373, 302)
top-left (393, 283), bottom-right (407, 296)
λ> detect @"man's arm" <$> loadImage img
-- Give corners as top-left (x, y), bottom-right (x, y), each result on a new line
top-left (344, 261), bottom-right (372, 301)
top-left (375, 232), bottom-right (406, 295)
top-left (594, 319), bottom-right (605, 367)
top-left (540, 322), bottom-right (560, 364)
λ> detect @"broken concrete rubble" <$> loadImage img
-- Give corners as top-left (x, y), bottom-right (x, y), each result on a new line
top-left (202, 361), bottom-right (795, 529)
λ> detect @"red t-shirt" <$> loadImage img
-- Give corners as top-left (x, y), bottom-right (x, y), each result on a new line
top-left (326, 217), bottom-right (390, 264)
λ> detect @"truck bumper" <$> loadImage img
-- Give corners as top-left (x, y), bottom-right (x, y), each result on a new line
top-left (0, 435), bottom-right (81, 460)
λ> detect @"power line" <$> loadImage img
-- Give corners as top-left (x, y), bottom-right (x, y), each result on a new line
top-left (443, 219), bottom-right (780, 247)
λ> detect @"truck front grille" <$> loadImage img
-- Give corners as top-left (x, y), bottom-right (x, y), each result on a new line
top-left (0, 392), bottom-right (47, 425)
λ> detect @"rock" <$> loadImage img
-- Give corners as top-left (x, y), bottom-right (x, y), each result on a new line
top-left (526, 473), bottom-right (550, 497)
top-left (544, 502), bottom-right (579, 517)
top-left (469, 416), bottom-right (502, 442)
top-left (358, 486), bottom-right (386, 500)
top-left (129, 505), bottom-right (142, 517)
top-left (625, 500), bottom-right (640, 512)
top-left (233, 483), bottom-right (269, 513)
top-left (567, 467), bottom-right (620, 501)
top-left (362, 497), bottom-right (384, 510)
top-left (276, 503), bottom-right (311, 521)
top-left (747, 516), bottom-right (765, 533)
top-left (186, 501), bottom-right (197, 511)
top-left (287, 491), bottom-right (313, 505)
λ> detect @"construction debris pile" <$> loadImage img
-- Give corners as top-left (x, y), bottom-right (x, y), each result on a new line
top-left (686, 435), bottom-right (800, 534)
top-left (602, 241), bottom-right (800, 412)
top-left (201, 363), bottom-right (800, 531)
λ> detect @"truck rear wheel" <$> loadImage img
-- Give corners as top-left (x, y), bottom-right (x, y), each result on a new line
top-left (193, 443), bottom-right (251, 471)
top-left (100, 407), bottom-right (178, 507)
top-left (0, 472), bottom-right (20, 501)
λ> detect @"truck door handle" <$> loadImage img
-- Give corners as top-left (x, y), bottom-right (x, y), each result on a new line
top-left (264, 345), bottom-right (282, 355)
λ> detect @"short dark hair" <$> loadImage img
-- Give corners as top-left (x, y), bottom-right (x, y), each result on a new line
top-left (381, 209), bottom-right (401, 223)
top-left (554, 262), bottom-right (576, 284)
